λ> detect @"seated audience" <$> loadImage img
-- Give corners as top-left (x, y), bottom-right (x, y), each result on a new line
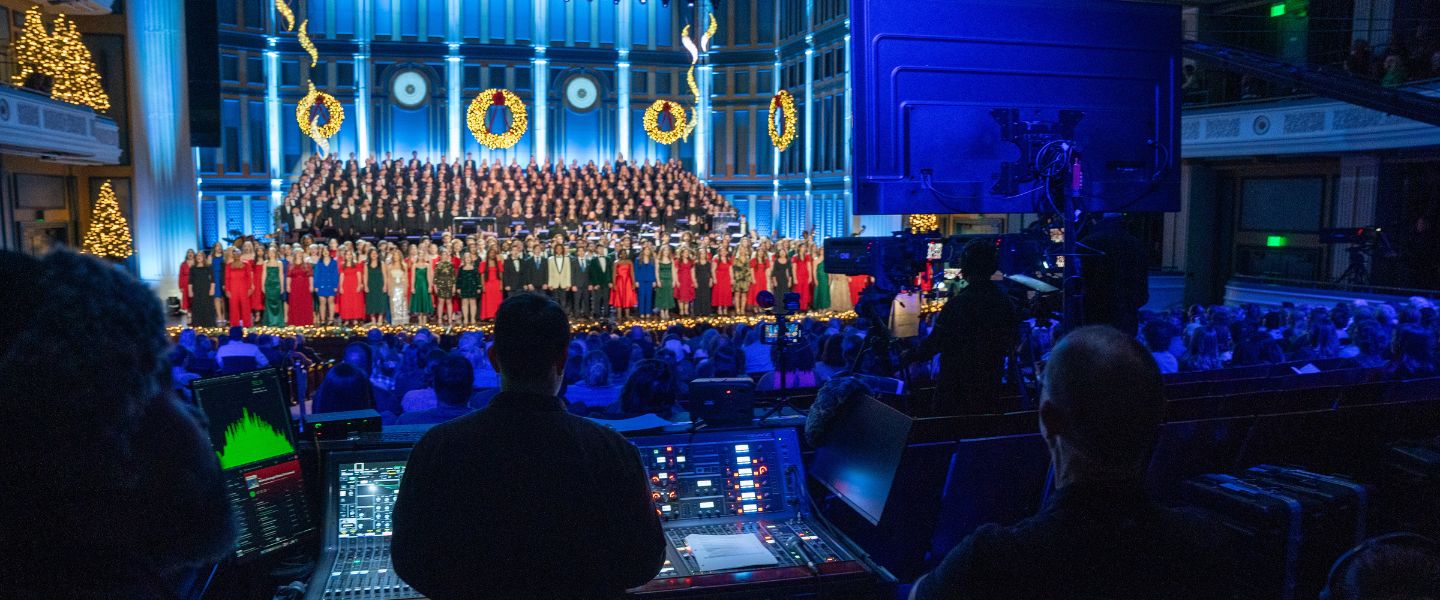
top-left (910, 326), bottom-right (1236, 599)
top-left (564, 351), bottom-right (622, 411)
top-left (392, 293), bottom-right (665, 598)
top-left (1347, 320), bottom-right (1391, 369)
top-left (1180, 326), bottom-right (1223, 372)
top-left (313, 363), bottom-right (376, 414)
top-left (215, 325), bottom-right (269, 370)
top-left (395, 354), bottom-right (475, 425)
top-left (2, 250), bottom-right (234, 597)
top-left (1142, 320), bottom-right (1180, 374)
top-left (1388, 324), bottom-right (1437, 379)
top-left (613, 359), bottom-right (685, 421)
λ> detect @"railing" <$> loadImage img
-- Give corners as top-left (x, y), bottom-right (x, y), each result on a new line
top-left (1229, 274), bottom-right (1440, 299)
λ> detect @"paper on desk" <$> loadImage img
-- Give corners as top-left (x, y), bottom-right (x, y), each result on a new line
top-left (684, 533), bottom-right (779, 572)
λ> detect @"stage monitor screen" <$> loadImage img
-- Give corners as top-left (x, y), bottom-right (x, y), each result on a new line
top-left (850, 0), bottom-right (1181, 215)
top-left (193, 369), bottom-right (315, 559)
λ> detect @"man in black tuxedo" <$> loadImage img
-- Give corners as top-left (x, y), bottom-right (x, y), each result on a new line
top-left (524, 247), bottom-right (548, 292)
top-left (503, 250), bottom-right (526, 297)
top-left (571, 247), bottom-right (591, 317)
top-left (587, 244), bottom-right (613, 318)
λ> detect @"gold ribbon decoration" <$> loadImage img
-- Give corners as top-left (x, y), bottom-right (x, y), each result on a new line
top-left (298, 19), bottom-right (318, 67)
top-left (275, 0), bottom-right (296, 32)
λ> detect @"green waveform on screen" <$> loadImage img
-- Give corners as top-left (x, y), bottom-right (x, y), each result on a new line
top-left (215, 408), bottom-right (294, 470)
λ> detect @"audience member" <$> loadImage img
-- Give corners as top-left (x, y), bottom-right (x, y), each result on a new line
top-left (911, 326), bottom-right (1236, 599)
top-left (215, 325), bottom-right (270, 370)
top-left (395, 354), bottom-right (475, 425)
top-left (313, 363), bottom-right (376, 413)
top-left (2, 250), bottom-right (234, 597)
top-left (615, 359), bottom-right (684, 420)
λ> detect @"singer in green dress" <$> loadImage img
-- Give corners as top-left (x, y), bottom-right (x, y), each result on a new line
top-left (410, 262), bottom-right (434, 316)
top-left (262, 263), bottom-right (285, 326)
top-left (365, 256), bottom-right (388, 319)
top-left (655, 261), bottom-right (676, 312)
top-left (812, 259), bottom-right (831, 310)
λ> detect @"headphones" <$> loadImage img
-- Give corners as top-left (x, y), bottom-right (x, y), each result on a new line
top-left (1319, 532), bottom-right (1440, 600)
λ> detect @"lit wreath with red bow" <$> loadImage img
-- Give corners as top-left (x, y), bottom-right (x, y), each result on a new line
top-left (644, 99), bottom-right (689, 145)
top-left (296, 82), bottom-right (344, 139)
top-left (466, 88), bottom-right (528, 149)
top-left (768, 90), bottom-right (797, 151)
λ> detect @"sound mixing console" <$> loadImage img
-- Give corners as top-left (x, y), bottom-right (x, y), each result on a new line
top-left (305, 429), bottom-right (881, 599)
top-left (632, 428), bottom-right (882, 597)
top-left (306, 450), bottom-right (421, 600)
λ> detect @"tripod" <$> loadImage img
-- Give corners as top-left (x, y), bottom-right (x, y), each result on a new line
top-left (1335, 245), bottom-right (1371, 286)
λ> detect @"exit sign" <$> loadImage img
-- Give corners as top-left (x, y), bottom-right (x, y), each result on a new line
top-left (1270, 3), bottom-right (1286, 17)
top-left (1266, 235), bottom-right (1289, 248)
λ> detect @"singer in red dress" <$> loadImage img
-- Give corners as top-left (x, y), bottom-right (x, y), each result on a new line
top-left (287, 261), bottom-right (315, 326)
top-left (224, 252), bottom-right (254, 327)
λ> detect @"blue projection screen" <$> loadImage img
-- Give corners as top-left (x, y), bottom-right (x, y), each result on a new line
top-left (850, 0), bottom-right (1181, 215)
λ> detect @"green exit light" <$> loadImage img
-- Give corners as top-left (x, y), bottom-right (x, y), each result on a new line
top-left (1270, 2), bottom-right (1286, 17)
top-left (1267, 235), bottom-right (1289, 247)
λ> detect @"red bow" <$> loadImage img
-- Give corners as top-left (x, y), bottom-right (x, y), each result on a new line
top-left (491, 90), bottom-right (505, 106)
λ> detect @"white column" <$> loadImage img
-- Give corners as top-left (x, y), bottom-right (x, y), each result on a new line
top-left (695, 2), bottom-right (714, 180)
top-left (1164, 164), bottom-right (1194, 271)
top-left (532, 0), bottom-right (549, 163)
top-left (771, 51), bottom-right (781, 212)
top-left (265, 36), bottom-right (282, 205)
top-left (1330, 156), bottom-right (1380, 279)
top-left (842, 21), bottom-right (853, 233)
top-left (355, 0), bottom-right (372, 159)
top-left (128, 0), bottom-right (198, 295)
top-left (616, 1), bottom-right (632, 160)
top-left (447, 49), bottom-right (463, 161)
top-left (802, 0), bottom-right (815, 234)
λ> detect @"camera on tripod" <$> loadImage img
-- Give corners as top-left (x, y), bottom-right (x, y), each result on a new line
top-left (1319, 226), bottom-right (1395, 286)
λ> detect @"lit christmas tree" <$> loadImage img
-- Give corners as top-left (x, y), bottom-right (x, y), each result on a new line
top-left (48, 14), bottom-right (110, 111)
top-left (11, 7), bottom-right (50, 89)
top-left (8, 8), bottom-right (110, 112)
top-left (82, 181), bottom-right (133, 260)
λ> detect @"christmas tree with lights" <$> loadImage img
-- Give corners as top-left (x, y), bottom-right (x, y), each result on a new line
top-left (11, 7), bottom-right (50, 90)
top-left (82, 181), bottom-right (133, 260)
top-left (9, 7), bottom-right (110, 112)
top-left (48, 14), bottom-right (110, 111)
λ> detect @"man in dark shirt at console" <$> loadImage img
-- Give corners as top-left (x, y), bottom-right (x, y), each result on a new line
top-left (392, 293), bottom-right (666, 599)
top-left (905, 239), bottom-right (1019, 415)
top-left (910, 326), bottom-right (1236, 600)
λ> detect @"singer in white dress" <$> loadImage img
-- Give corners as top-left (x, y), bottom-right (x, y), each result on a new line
top-left (387, 253), bottom-right (410, 324)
